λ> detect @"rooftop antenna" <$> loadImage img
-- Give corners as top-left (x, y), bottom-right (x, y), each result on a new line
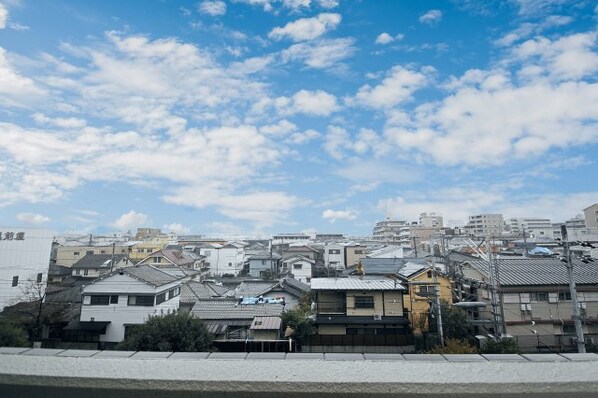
top-left (385, 200), bottom-right (390, 220)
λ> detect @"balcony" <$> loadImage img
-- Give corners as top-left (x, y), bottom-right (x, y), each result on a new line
top-left (316, 301), bottom-right (346, 315)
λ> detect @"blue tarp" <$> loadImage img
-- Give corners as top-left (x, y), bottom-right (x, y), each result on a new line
top-left (528, 246), bottom-right (553, 255)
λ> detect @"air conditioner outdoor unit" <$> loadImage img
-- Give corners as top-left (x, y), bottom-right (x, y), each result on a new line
top-left (373, 314), bottom-right (382, 321)
top-left (579, 302), bottom-right (587, 309)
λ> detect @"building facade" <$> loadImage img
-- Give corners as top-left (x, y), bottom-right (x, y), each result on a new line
top-left (583, 203), bottom-right (598, 229)
top-left (372, 219), bottom-right (411, 245)
top-left (466, 214), bottom-right (505, 236)
top-left (0, 227), bottom-right (53, 311)
top-left (508, 218), bottom-right (553, 239)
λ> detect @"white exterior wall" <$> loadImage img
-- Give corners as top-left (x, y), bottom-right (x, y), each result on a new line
top-left (80, 274), bottom-right (182, 343)
top-left (0, 227), bottom-right (53, 311)
top-left (201, 246), bottom-right (246, 276)
top-left (290, 260), bottom-right (313, 284)
top-left (324, 243), bottom-right (345, 270)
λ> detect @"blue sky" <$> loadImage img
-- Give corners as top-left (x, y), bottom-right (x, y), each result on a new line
top-left (0, 0), bottom-right (596, 236)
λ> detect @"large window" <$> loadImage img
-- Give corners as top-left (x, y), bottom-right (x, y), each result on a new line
top-left (530, 292), bottom-right (548, 302)
top-left (156, 292), bottom-right (166, 305)
top-left (354, 296), bottom-right (375, 309)
top-left (559, 292), bottom-right (572, 301)
top-left (128, 295), bottom-right (154, 306)
top-left (90, 295), bottom-right (110, 305)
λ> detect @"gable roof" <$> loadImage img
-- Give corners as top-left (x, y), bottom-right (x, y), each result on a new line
top-left (191, 298), bottom-right (285, 320)
top-left (465, 258), bottom-right (598, 286)
top-left (180, 281), bottom-right (231, 303)
top-left (122, 265), bottom-right (180, 286)
top-left (72, 254), bottom-right (127, 269)
top-left (234, 280), bottom-right (279, 298)
top-left (311, 278), bottom-right (405, 291)
top-left (284, 255), bottom-right (316, 264)
top-left (250, 316), bottom-right (282, 330)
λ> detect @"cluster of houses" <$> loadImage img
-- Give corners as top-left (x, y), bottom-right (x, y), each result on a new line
top-left (1, 203), bottom-right (597, 353)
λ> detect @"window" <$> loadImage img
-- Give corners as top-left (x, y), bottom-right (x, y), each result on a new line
top-left (354, 296), bottom-right (375, 309)
top-left (154, 257), bottom-right (162, 263)
top-left (12, 276), bottom-right (18, 287)
top-left (110, 295), bottom-right (119, 304)
top-left (37, 273), bottom-right (43, 283)
top-left (128, 295), bottom-right (154, 306)
top-left (530, 292), bottom-right (548, 302)
top-left (261, 260), bottom-right (266, 265)
top-left (100, 250), bottom-right (106, 254)
top-left (168, 290), bottom-right (174, 299)
top-left (228, 262), bottom-right (232, 267)
top-left (76, 269), bottom-right (81, 275)
top-left (86, 250), bottom-right (94, 255)
top-left (90, 295), bottom-right (110, 305)
top-left (329, 249), bottom-right (341, 254)
top-left (293, 263), bottom-right (303, 269)
top-left (84, 270), bottom-right (89, 276)
top-left (73, 252), bottom-right (80, 256)
top-left (559, 292), bottom-right (572, 301)
top-left (354, 250), bottom-right (364, 254)
top-left (418, 286), bottom-right (434, 296)
top-left (156, 293), bottom-right (166, 305)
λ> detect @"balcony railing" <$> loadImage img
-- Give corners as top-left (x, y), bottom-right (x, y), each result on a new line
top-left (316, 301), bottom-right (346, 315)
top-left (307, 334), bottom-right (414, 347)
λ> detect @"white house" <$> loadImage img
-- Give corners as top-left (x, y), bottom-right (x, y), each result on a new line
top-left (0, 227), bottom-right (53, 311)
top-left (79, 265), bottom-right (191, 344)
top-left (324, 242), bottom-right (345, 271)
top-left (71, 254), bottom-right (132, 278)
top-left (200, 242), bottom-right (246, 276)
top-left (283, 255), bottom-right (315, 284)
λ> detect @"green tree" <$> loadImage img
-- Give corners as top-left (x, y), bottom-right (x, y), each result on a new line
top-left (0, 320), bottom-right (30, 347)
top-left (117, 312), bottom-right (213, 352)
top-left (479, 338), bottom-right (519, 354)
top-left (281, 293), bottom-right (314, 345)
top-left (429, 302), bottom-right (472, 341)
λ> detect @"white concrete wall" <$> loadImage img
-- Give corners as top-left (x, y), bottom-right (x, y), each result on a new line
top-left (0, 227), bottom-right (53, 311)
top-left (290, 260), bottom-right (313, 283)
top-left (324, 244), bottom-right (345, 270)
top-left (200, 247), bottom-right (245, 276)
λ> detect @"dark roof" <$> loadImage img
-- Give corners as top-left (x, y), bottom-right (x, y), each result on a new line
top-left (445, 250), bottom-right (481, 262)
top-left (48, 264), bottom-right (71, 276)
top-left (282, 278), bottom-right (310, 295)
top-left (191, 298), bottom-right (285, 320)
top-left (72, 254), bottom-right (126, 269)
top-left (121, 265), bottom-right (184, 287)
top-left (234, 280), bottom-right (278, 298)
top-left (180, 281), bottom-right (231, 303)
top-left (466, 258), bottom-right (598, 286)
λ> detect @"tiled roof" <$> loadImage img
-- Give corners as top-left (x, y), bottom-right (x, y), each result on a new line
top-left (191, 299), bottom-right (285, 320)
top-left (250, 316), bottom-right (282, 330)
top-left (282, 278), bottom-right (310, 294)
top-left (234, 280), bottom-right (278, 298)
top-left (465, 258), bottom-right (598, 286)
top-left (72, 254), bottom-right (126, 269)
top-left (180, 281), bottom-right (231, 302)
top-left (123, 265), bottom-right (181, 286)
top-left (311, 278), bottom-right (405, 291)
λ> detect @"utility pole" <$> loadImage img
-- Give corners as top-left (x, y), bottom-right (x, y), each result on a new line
top-left (522, 226), bottom-right (527, 258)
top-left (110, 242), bottom-right (116, 273)
top-left (561, 225), bottom-right (586, 353)
top-left (432, 260), bottom-right (444, 347)
top-left (485, 238), bottom-right (503, 337)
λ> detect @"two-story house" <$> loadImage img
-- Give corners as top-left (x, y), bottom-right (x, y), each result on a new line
top-left (246, 252), bottom-right (281, 278)
top-left (457, 257), bottom-right (598, 352)
top-left (308, 278), bottom-right (414, 353)
top-left (78, 265), bottom-right (193, 346)
top-left (137, 248), bottom-right (205, 270)
top-left (200, 242), bottom-right (246, 276)
top-left (71, 254), bottom-right (132, 278)
top-left (324, 242), bottom-right (345, 271)
top-left (282, 255), bottom-right (315, 283)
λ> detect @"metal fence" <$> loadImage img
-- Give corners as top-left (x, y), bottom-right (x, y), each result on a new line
top-left (513, 334), bottom-right (598, 353)
top-left (307, 334), bottom-right (414, 347)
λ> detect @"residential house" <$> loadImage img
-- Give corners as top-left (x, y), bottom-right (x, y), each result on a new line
top-left (344, 242), bottom-right (367, 268)
top-left (71, 254), bottom-right (132, 278)
top-left (246, 252), bottom-right (280, 278)
top-left (200, 242), bottom-right (246, 276)
top-left (137, 248), bottom-right (205, 270)
top-left (233, 279), bottom-right (310, 310)
top-left (324, 242), bottom-right (345, 271)
top-left (249, 316), bottom-right (282, 341)
top-left (455, 257), bottom-right (598, 352)
top-left (282, 245), bottom-right (321, 263)
top-left (583, 203), bottom-right (598, 229)
top-left (179, 280), bottom-right (231, 312)
top-left (308, 278), bottom-right (413, 353)
top-left (128, 236), bottom-right (172, 262)
top-left (48, 264), bottom-right (72, 284)
top-left (78, 265), bottom-right (193, 346)
top-left (282, 255), bottom-right (315, 283)
top-left (55, 243), bottom-right (129, 267)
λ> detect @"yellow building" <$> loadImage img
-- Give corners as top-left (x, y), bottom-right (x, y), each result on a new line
top-left (402, 266), bottom-right (453, 334)
top-left (128, 236), bottom-right (172, 261)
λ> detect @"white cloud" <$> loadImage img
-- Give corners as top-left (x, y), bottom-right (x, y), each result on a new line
top-left (16, 212), bottom-right (50, 225)
top-left (323, 125), bottom-right (350, 160)
top-left (289, 89), bottom-right (339, 115)
top-left (269, 13), bottom-right (341, 42)
top-left (419, 9), bottom-right (442, 25)
top-left (509, 0), bottom-right (569, 17)
top-left (316, 0), bottom-right (338, 9)
top-left (112, 211), bottom-right (149, 231)
top-left (162, 223), bottom-right (191, 235)
top-left (282, 0), bottom-right (311, 9)
top-left (198, 1), bottom-right (227, 16)
top-left (375, 33), bottom-right (393, 45)
top-left (322, 209), bottom-right (357, 222)
top-left (281, 38), bottom-right (355, 68)
top-left (288, 128), bottom-right (320, 144)
top-left (32, 113), bottom-right (87, 129)
top-left (0, 4), bottom-right (7, 29)
top-left (353, 65), bottom-right (432, 109)
top-left (0, 48), bottom-right (46, 105)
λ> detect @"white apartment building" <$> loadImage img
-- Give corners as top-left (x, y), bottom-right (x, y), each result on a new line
top-left (79, 265), bottom-right (190, 344)
top-left (200, 242), bottom-right (246, 276)
top-left (466, 214), bottom-right (505, 236)
top-left (372, 219), bottom-right (411, 245)
top-left (419, 213), bottom-right (443, 228)
top-left (509, 218), bottom-right (553, 239)
top-left (0, 227), bottom-right (53, 311)
top-left (324, 242), bottom-right (345, 271)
